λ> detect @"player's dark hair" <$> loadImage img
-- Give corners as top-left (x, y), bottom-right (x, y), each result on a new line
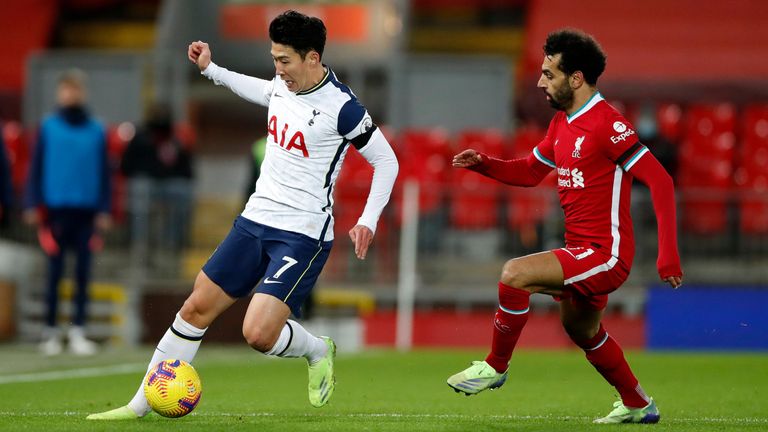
top-left (269, 10), bottom-right (327, 60)
top-left (543, 29), bottom-right (606, 85)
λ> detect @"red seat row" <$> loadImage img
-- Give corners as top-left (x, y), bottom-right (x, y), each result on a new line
top-left (656, 103), bottom-right (768, 235)
top-left (334, 126), bottom-right (556, 234)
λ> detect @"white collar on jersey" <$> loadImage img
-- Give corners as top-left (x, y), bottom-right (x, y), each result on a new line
top-left (566, 91), bottom-right (604, 123)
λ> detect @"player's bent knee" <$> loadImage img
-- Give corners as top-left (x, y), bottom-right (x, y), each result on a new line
top-left (500, 260), bottom-right (529, 288)
top-left (242, 326), bottom-right (276, 353)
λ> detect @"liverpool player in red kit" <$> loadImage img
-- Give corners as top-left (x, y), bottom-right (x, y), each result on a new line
top-left (447, 29), bottom-right (682, 424)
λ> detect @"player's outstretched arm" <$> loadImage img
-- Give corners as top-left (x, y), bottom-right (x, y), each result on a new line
top-left (629, 153), bottom-right (683, 288)
top-left (457, 150), bottom-right (551, 187)
top-left (190, 41), bottom-right (272, 106)
top-left (452, 149), bottom-right (483, 168)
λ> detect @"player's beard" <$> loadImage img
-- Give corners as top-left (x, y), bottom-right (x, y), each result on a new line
top-left (546, 83), bottom-right (574, 111)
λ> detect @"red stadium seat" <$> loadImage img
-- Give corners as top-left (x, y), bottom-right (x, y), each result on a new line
top-left (656, 103), bottom-right (684, 142)
top-left (734, 168), bottom-right (768, 235)
top-left (505, 125), bottom-right (556, 236)
top-left (735, 105), bottom-right (768, 234)
top-left (106, 123), bottom-right (135, 224)
top-left (1, 121), bottom-right (30, 193)
top-left (455, 128), bottom-right (506, 156)
top-left (677, 104), bottom-right (737, 235)
top-left (391, 128), bottom-right (452, 222)
top-left (334, 148), bottom-right (372, 235)
top-left (330, 148), bottom-right (395, 279)
top-left (446, 129), bottom-right (507, 229)
top-left (449, 167), bottom-right (500, 229)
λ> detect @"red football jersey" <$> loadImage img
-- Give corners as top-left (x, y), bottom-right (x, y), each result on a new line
top-left (532, 93), bottom-right (649, 267)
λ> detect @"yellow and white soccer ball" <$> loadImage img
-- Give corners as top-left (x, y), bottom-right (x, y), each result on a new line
top-left (143, 359), bottom-right (202, 418)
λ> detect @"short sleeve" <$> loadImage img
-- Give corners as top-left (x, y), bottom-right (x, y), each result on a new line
top-left (338, 98), bottom-right (371, 140)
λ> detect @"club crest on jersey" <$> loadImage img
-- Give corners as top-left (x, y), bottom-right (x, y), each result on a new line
top-left (308, 109), bottom-right (321, 126)
top-left (572, 135), bottom-right (585, 158)
top-left (268, 115), bottom-right (309, 157)
top-left (360, 116), bottom-right (373, 135)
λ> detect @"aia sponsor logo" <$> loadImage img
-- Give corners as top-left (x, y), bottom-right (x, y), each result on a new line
top-left (267, 115), bottom-right (309, 157)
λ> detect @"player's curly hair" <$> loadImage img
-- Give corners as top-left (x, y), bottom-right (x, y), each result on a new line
top-left (543, 29), bottom-right (606, 86)
top-left (269, 10), bottom-right (327, 60)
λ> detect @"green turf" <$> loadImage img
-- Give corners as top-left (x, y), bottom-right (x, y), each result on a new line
top-left (0, 344), bottom-right (766, 431)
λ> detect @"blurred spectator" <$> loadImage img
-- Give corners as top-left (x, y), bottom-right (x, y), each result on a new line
top-left (120, 102), bottom-right (194, 251)
top-left (0, 128), bottom-right (13, 226)
top-left (636, 103), bottom-right (678, 180)
top-left (243, 135), bottom-right (267, 203)
top-left (23, 69), bottom-right (112, 356)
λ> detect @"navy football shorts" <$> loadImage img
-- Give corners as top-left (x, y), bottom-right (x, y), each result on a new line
top-left (202, 216), bottom-right (332, 317)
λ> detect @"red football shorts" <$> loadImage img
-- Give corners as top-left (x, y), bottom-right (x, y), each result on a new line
top-left (552, 246), bottom-right (631, 310)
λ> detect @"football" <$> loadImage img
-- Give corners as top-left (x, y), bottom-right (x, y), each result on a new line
top-left (143, 359), bottom-right (202, 418)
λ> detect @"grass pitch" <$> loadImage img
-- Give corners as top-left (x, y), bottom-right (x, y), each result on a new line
top-left (0, 345), bottom-right (765, 431)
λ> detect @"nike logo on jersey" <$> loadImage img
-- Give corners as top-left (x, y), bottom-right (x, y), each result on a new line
top-left (308, 109), bottom-right (321, 126)
top-left (274, 93), bottom-right (283, 98)
top-left (263, 277), bottom-right (283, 284)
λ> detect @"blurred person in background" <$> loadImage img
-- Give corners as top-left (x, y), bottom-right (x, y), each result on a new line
top-left (632, 103), bottom-right (679, 260)
top-left (448, 29), bottom-right (682, 424)
top-left (120, 102), bottom-right (195, 251)
top-left (243, 135), bottom-right (267, 203)
top-left (0, 130), bottom-right (13, 227)
top-left (88, 10), bottom-right (398, 420)
top-left (23, 69), bottom-right (112, 356)
top-left (635, 102), bottom-right (678, 180)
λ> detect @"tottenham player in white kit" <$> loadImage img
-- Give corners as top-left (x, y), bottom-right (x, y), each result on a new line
top-left (88, 10), bottom-right (398, 419)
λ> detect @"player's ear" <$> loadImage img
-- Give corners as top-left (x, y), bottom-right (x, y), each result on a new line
top-left (570, 71), bottom-right (584, 89)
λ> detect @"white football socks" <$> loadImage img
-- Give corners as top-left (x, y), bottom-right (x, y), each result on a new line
top-left (265, 319), bottom-right (327, 364)
top-left (127, 313), bottom-right (207, 416)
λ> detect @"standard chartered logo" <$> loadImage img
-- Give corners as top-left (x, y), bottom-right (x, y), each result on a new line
top-left (571, 168), bottom-right (584, 188)
top-left (557, 166), bottom-right (586, 188)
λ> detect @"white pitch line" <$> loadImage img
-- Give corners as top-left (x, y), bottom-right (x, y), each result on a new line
top-left (0, 411), bottom-right (766, 424)
top-left (0, 363), bottom-right (144, 385)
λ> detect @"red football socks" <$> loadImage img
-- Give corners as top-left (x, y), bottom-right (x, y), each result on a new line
top-left (485, 282), bottom-right (530, 373)
top-left (579, 324), bottom-right (650, 408)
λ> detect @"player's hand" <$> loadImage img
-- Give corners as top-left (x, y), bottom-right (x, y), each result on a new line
top-left (22, 209), bottom-right (39, 226)
top-left (188, 41), bottom-right (212, 71)
top-left (349, 225), bottom-right (374, 260)
top-left (662, 275), bottom-right (683, 289)
top-left (452, 149), bottom-right (483, 168)
top-left (95, 213), bottom-right (112, 232)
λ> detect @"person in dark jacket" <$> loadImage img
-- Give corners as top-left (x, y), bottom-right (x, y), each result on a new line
top-left (0, 129), bottom-right (13, 226)
top-left (121, 102), bottom-right (194, 251)
top-left (23, 69), bottom-right (112, 356)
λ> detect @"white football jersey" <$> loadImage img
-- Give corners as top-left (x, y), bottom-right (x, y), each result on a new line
top-left (204, 63), bottom-right (376, 241)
